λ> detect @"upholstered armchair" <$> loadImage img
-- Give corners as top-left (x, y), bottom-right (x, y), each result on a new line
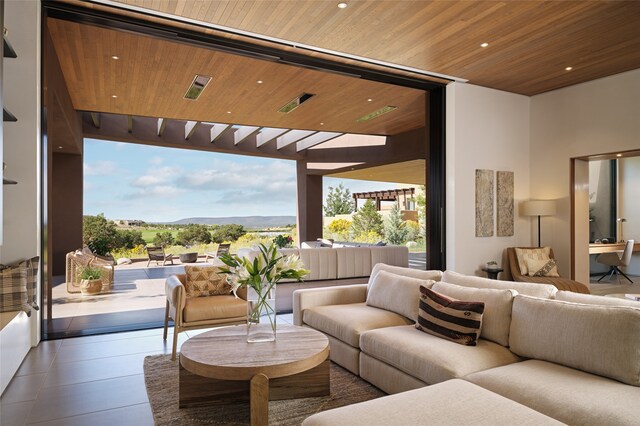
top-left (163, 274), bottom-right (248, 360)
top-left (507, 247), bottom-right (590, 294)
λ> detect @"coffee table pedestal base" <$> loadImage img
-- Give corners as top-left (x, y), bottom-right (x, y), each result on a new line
top-left (179, 360), bottom-right (330, 424)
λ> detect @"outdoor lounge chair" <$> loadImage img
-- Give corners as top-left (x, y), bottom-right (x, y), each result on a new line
top-left (205, 243), bottom-right (231, 262)
top-left (65, 250), bottom-right (114, 294)
top-left (146, 246), bottom-right (174, 267)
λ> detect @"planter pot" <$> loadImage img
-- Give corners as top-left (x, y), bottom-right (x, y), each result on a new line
top-left (80, 279), bottom-right (102, 295)
top-left (246, 285), bottom-right (276, 343)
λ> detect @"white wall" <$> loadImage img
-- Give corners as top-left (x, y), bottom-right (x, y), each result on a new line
top-left (619, 156), bottom-right (640, 275)
top-left (530, 69), bottom-right (640, 284)
top-left (0, 0), bottom-right (41, 395)
top-left (446, 82), bottom-right (531, 276)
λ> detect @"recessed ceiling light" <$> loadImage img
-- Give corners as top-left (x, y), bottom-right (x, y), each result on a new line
top-left (111, 95), bottom-right (117, 98)
top-left (227, 111), bottom-right (232, 114)
top-left (616, 153), bottom-right (623, 157)
top-left (257, 80), bottom-right (263, 84)
top-left (111, 55), bottom-right (119, 60)
top-left (58, 146), bottom-right (63, 149)
top-left (320, 122), bottom-right (324, 126)
top-left (367, 98), bottom-right (373, 102)
top-left (337, 2), bottom-right (348, 9)
top-left (565, 66), bottom-right (573, 71)
top-left (480, 42), bottom-right (489, 48)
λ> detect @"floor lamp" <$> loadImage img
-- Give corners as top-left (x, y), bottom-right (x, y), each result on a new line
top-left (521, 200), bottom-right (556, 247)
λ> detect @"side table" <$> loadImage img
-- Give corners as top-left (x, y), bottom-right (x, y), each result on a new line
top-left (482, 268), bottom-right (504, 280)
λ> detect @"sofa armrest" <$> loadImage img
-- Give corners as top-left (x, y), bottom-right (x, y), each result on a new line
top-left (292, 284), bottom-right (368, 326)
top-left (165, 274), bottom-right (186, 312)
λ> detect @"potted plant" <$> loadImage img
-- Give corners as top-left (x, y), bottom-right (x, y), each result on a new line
top-left (79, 266), bottom-right (104, 295)
top-left (272, 234), bottom-right (294, 248)
top-left (219, 243), bottom-right (309, 342)
top-left (485, 261), bottom-right (499, 270)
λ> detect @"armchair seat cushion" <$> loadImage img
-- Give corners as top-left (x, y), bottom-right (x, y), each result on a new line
top-left (302, 303), bottom-right (413, 348)
top-left (360, 325), bottom-right (520, 385)
top-left (183, 295), bottom-right (247, 323)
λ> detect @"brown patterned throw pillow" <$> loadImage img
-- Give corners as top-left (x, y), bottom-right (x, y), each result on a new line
top-left (0, 264), bottom-right (30, 314)
top-left (184, 265), bottom-right (232, 297)
top-left (515, 247), bottom-right (552, 275)
top-left (526, 258), bottom-right (560, 277)
top-left (416, 285), bottom-right (484, 346)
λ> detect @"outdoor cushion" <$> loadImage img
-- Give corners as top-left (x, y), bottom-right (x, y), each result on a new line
top-left (465, 360), bottom-right (640, 425)
top-left (298, 248), bottom-right (338, 281)
top-left (182, 294), bottom-right (247, 322)
top-left (432, 281), bottom-right (516, 346)
top-left (366, 270), bottom-right (433, 321)
top-left (510, 295), bottom-right (640, 386)
top-left (303, 302), bottom-right (412, 348)
top-left (336, 247), bottom-right (372, 279)
top-left (359, 325), bottom-right (520, 385)
top-left (370, 245), bottom-right (409, 269)
top-left (303, 379), bottom-right (562, 426)
top-left (442, 270), bottom-right (557, 299)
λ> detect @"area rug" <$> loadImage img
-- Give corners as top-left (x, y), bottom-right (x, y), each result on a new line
top-left (144, 354), bottom-right (386, 425)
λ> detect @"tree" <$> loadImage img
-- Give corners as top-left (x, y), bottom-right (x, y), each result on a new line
top-left (116, 229), bottom-right (145, 249)
top-left (384, 203), bottom-right (408, 245)
top-left (324, 183), bottom-right (354, 216)
top-left (153, 231), bottom-right (175, 247)
top-left (210, 224), bottom-right (246, 243)
top-left (351, 199), bottom-right (383, 237)
top-left (176, 224), bottom-right (212, 246)
top-left (83, 214), bottom-right (119, 255)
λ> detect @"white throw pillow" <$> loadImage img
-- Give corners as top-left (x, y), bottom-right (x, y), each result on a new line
top-left (442, 270), bottom-right (557, 299)
top-left (366, 270), bottom-right (434, 321)
top-left (432, 281), bottom-right (516, 347)
top-left (514, 247), bottom-right (551, 275)
top-left (369, 263), bottom-right (442, 284)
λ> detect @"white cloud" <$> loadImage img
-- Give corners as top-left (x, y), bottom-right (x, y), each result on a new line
top-left (84, 161), bottom-right (119, 176)
top-left (149, 157), bottom-right (164, 166)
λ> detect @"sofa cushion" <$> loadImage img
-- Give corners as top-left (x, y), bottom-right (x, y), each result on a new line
top-left (302, 378), bottom-right (562, 426)
top-left (370, 246), bottom-right (409, 268)
top-left (184, 265), bottom-right (231, 297)
top-left (182, 294), bottom-right (247, 322)
top-left (336, 247), bottom-right (372, 279)
top-left (465, 360), bottom-right (640, 425)
top-left (369, 263), bottom-right (443, 283)
top-left (442, 270), bottom-right (557, 299)
top-left (554, 290), bottom-right (640, 308)
top-left (514, 247), bottom-right (552, 275)
top-left (416, 286), bottom-right (484, 346)
top-left (432, 282), bottom-right (515, 346)
top-left (510, 295), bottom-right (640, 386)
top-left (366, 270), bottom-right (433, 321)
top-left (303, 303), bottom-right (413, 348)
top-left (298, 248), bottom-right (338, 281)
top-left (360, 325), bottom-right (520, 385)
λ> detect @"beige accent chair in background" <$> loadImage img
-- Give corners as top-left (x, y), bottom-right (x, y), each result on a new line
top-left (507, 247), bottom-right (590, 294)
top-left (596, 239), bottom-right (635, 283)
top-left (65, 250), bottom-right (115, 294)
top-left (164, 274), bottom-right (247, 360)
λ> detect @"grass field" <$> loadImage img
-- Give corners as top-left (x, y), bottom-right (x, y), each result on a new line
top-left (139, 229), bottom-right (180, 243)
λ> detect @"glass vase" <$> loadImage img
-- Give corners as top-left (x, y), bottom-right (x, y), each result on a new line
top-left (246, 285), bottom-right (276, 343)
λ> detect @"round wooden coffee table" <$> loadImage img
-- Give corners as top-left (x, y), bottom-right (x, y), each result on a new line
top-left (179, 324), bottom-right (330, 426)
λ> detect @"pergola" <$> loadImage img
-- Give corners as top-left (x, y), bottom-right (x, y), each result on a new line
top-left (353, 188), bottom-right (416, 211)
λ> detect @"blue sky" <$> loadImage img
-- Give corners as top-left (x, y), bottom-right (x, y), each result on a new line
top-left (83, 139), bottom-right (395, 222)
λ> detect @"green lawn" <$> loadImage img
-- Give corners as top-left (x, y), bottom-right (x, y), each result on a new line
top-left (139, 228), bottom-right (181, 244)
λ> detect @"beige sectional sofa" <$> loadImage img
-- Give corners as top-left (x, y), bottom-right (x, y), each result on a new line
top-left (237, 245), bottom-right (408, 312)
top-left (295, 265), bottom-right (640, 425)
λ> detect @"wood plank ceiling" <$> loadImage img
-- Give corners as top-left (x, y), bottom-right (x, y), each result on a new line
top-left (105, 0), bottom-right (640, 96)
top-left (47, 18), bottom-right (426, 136)
top-left (329, 159), bottom-right (427, 186)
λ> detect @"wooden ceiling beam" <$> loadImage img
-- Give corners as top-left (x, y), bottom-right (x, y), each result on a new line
top-left (277, 130), bottom-right (317, 150)
top-left (90, 112), bottom-right (100, 128)
top-left (157, 118), bottom-right (166, 136)
top-left (296, 132), bottom-right (343, 152)
top-left (208, 123), bottom-right (230, 143)
top-left (256, 127), bottom-right (290, 147)
top-left (185, 120), bottom-right (200, 140)
top-left (233, 126), bottom-right (260, 145)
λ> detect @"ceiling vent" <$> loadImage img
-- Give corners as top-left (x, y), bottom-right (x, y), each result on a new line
top-left (278, 93), bottom-right (315, 113)
top-left (184, 75), bottom-right (212, 100)
top-left (356, 105), bottom-right (398, 122)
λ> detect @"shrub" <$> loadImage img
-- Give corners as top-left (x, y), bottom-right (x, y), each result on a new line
top-left (83, 214), bottom-right (119, 256)
top-left (116, 229), bottom-right (145, 249)
top-left (273, 234), bottom-right (293, 248)
top-left (384, 203), bottom-right (408, 245)
top-left (351, 199), bottom-right (384, 237)
top-left (153, 231), bottom-right (174, 247)
top-left (210, 224), bottom-right (246, 243)
top-left (327, 219), bottom-right (352, 234)
top-left (176, 224), bottom-right (212, 246)
top-left (405, 220), bottom-right (421, 242)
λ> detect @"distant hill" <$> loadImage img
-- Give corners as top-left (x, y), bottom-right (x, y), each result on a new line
top-left (161, 216), bottom-right (297, 229)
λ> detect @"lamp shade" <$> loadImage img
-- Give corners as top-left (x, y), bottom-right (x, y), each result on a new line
top-left (520, 200), bottom-right (556, 217)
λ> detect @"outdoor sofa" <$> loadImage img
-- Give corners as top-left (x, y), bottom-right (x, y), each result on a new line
top-left (296, 265), bottom-right (640, 425)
